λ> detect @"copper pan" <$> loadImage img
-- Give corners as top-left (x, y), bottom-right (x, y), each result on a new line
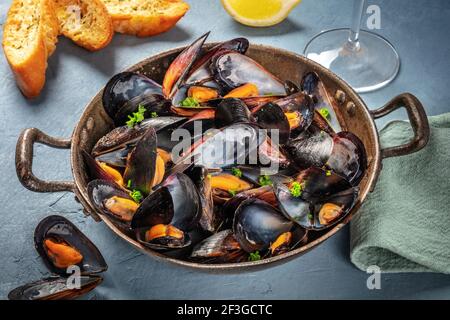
top-left (15, 44), bottom-right (430, 271)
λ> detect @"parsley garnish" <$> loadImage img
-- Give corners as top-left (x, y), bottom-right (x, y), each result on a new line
top-left (259, 175), bottom-right (273, 186)
top-left (126, 104), bottom-right (147, 128)
top-left (307, 213), bottom-right (314, 220)
top-left (248, 251), bottom-right (261, 261)
top-left (180, 97), bottom-right (200, 107)
top-left (129, 189), bottom-right (143, 203)
top-left (326, 170), bottom-right (332, 176)
top-left (231, 167), bottom-right (242, 178)
top-left (289, 181), bottom-right (302, 197)
top-left (127, 180), bottom-right (132, 188)
top-left (150, 111), bottom-right (158, 118)
top-left (319, 108), bottom-right (330, 120)
top-left (228, 189), bottom-right (237, 197)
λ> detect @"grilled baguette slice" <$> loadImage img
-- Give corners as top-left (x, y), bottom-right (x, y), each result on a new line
top-left (52, 0), bottom-right (114, 51)
top-left (2, 0), bottom-right (59, 98)
top-left (101, 0), bottom-right (189, 37)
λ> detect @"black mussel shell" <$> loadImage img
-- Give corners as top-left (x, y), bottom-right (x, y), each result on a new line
top-left (294, 166), bottom-right (353, 199)
top-left (301, 71), bottom-right (342, 132)
top-left (87, 179), bottom-right (135, 225)
top-left (284, 80), bottom-right (300, 95)
top-left (285, 129), bottom-right (334, 169)
top-left (163, 32), bottom-right (210, 98)
top-left (327, 132), bottom-right (367, 185)
top-left (113, 93), bottom-right (172, 126)
top-left (94, 145), bottom-right (131, 168)
top-left (83, 150), bottom-right (121, 185)
top-left (92, 117), bottom-right (186, 157)
top-left (34, 215), bottom-right (107, 275)
top-left (221, 185), bottom-right (277, 228)
top-left (123, 127), bottom-right (157, 195)
top-left (190, 230), bottom-right (246, 263)
top-left (102, 72), bottom-right (162, 119)
top-left (233, 199), bottom-right (293, 253)
top-left (300, 71), bottom-right (319, 95)
top-left (135, 229), bottom-right (192, 251)
top-left (215, 98), bottom-right (252, 128)
top-left (274, 169), bottom-right (359, 230)
top-left (275, 92), bottom-right (315, 135)
top-left (254, 102), bottom-right (290, 145)
top-left (211, 51), bottom-right (286, 96)
top-left (185, 166), bottom-right (218, 233)
top-left (131, 173), bottom-right (201, 232)
top-left (8, 275), bottom-right (102, 300)
top-left (188, 123), bottom-right (266, 169)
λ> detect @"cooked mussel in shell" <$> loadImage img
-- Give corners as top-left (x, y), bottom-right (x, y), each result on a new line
top-left (34, 215), bottom-right (107, 275)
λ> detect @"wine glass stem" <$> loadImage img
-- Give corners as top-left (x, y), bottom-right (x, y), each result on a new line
top-left (348, 0), bottom-right (366, 50)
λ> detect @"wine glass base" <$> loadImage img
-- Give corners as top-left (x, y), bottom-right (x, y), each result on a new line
top-left (303, 28), bottom-right (400, 93)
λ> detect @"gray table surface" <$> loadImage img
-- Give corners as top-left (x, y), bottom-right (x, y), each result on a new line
top-left (1, 0), bottom-right (450, 300)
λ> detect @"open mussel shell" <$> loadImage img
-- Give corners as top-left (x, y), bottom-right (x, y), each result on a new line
top-left (92, 117), bottom-right (186, 157)
top-left (214, 98), bottom-right (252, 128)
top-left (83, 150), bottom-right (122, 185)
top-left (301, 71), bottom-right (342, 132)
top-left (8, 275), bottom-right (102, 300)
top-left (123, 127), bottom-right (157, 195)
top-left (233, 198), bottom-right (293, 253)
top-left (34, 215), bottom-right (107, 275)
top-left (254, 102), bottom-right (290, 145)
top-left (185, 166), bottom-right (218, 233)
top-left (274, 92), bottom-right (315, 135)
top-left (163, 32), bottom-right (210, 98)
top-left (190, 230), bottom-right (246, 263)
top-left (131, 173), bottom-right (201, 250)
top-left (285, 129), bottom-right (334, 170)
top-left (113, 93), bottom-right (172, 126)
top-left (211, 51), bottom-right (286, 96)
top-left (102, 72), bottom-right (162, 119)
top-left (328, 132), bottom-right (367, 185)
top-left (94, 145), bottom-right (130, 168)
top-left (88, 179), bottom-right (135, 226)
top-left (294, 166), bottom-right (353, 199)
top-left (188, 123), bottom-right (266, 170)
top-left (286, 130), bottom-right (367, 185)
top-left (274, 166), bottom-right (359, 230)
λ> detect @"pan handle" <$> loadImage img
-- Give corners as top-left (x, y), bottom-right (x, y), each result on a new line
top-left (370, 93), bottom-right (430, 159)
top-left (16, 128), bottom-right (75, 192)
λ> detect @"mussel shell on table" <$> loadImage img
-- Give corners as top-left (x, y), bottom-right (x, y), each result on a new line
top-left (8, 275), bottom-right (103, 300)
top-left (34, 215), bottom-right (107, 275)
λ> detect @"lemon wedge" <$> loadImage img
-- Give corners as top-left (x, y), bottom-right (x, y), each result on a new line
top-left (221, 0), bottom-right (301, 27)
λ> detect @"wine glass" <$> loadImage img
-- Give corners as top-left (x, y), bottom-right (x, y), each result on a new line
top-left (303, 0), bottom-right (400, 93)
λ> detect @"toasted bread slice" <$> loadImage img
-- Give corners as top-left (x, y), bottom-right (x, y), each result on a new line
top-left (101, 0), bottom-right (189, 37)
top-left (52, 0), bottom-right (114, 51)
top-left (2, 0), bottom-right (59, 98)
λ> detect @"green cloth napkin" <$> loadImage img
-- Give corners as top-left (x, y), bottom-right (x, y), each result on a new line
top-left (350, 113), bottom-right (450, 274)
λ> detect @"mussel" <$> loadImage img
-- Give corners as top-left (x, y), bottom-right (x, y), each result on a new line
top-left (190, 230), bottom-right (246, 263)
top-left (8, 275), bottom-right (103, 300)
top-left (131, 173), bottom-right (201, 250)
top-left (102, 72), bottom-right (163, 119)
top-left (274, 167), bottom-right (359, 230)
top-left (163, 32), bottom-right (210, 98)
top-left (88, 179), bottom-right (138, 225)
top-left (286, 130), bottom-right (367, 185)
top-left (34, 216), bottom-right (107, 275)
top-left (211, 51), bottom-right (286, 96)
top-left (214, 98), bottom-right (252, 128)
top-left (185, 166), bottom-right (218, 233)
top-left (8, 216), bottom-right (108, 300)
top-left (233, 198), bottom-right (294, 253)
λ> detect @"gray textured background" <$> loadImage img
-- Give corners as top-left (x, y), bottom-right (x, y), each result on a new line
top-left (1, 0), bottom-right (450, 299)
